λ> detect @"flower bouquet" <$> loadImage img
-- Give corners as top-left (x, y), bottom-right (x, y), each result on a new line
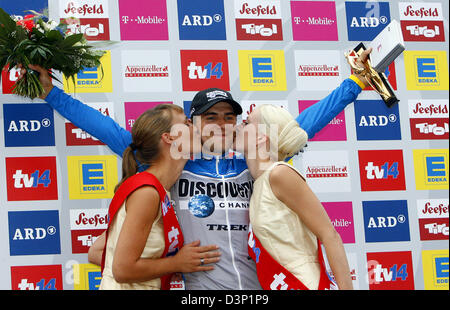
top-left (0, 8), bottom-right (106, 99)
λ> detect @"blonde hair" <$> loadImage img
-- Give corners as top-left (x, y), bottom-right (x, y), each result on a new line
top-left (256, 104), bottom-right (308, 161)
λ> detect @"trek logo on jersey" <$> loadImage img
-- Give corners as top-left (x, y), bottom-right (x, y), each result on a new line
top-left (345, 1), bottom-right (391, 41)
top-left (413, 149), bottom-right (449, 190)
top-left (354, 100), bottom-right (401, 141)
top-left (239, 50), bottom-right (286, 91)
top-left (422, 250), bottom-right (449, 290)
top-left (358, 150), bottom-right (406, 191)
top-left (367, 251), bottom-right (415, 290)
top-left (177, 0), bottom-right (226, 40)
top-left (363, 200), bottom-right (410, 243)
top-left (3, 104), bottom-right (55, 147)
top-left (70, 209), bottom-right (108, 253)
top-left (404, 51), bottom-right (449, 91)
top-left (67, 155), bottom-right (118, 199)
top-left (59, 0), bottom-right (110, 41)
top-left (73, 264), bottom-right (102, 290)
top-left (63, 51), bottom-right (113, 93)
top-left (11, 265), bottom-right (63, 290)
top-left (234, 0), bottom-right (283, 41)
top-left (8, 210), bottom-right (61, 256)
top-left (66, 102), bottom-right (114, 146)
top-left (399, 2), bottom-right (445, 42)
top-left (180, 50), bottom-right (230, 91)
top-left (408, 100), bottom-right (449, 140)
top-left (417, 199), bottom-right (449, 241)
top-left (5, 157), bottom-right (58, 201)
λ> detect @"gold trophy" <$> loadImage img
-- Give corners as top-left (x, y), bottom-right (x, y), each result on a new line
top-left (345, 43), bottom-right (399, 107)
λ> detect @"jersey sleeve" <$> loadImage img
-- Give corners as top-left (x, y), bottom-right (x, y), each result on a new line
top-left (45, 87), bottom-right (131, 156)
top-left (296, 77), bottom-right (363, 139)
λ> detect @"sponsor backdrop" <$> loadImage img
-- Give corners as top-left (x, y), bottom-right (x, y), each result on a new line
top-left (0, 0), bottom-right (448, 290)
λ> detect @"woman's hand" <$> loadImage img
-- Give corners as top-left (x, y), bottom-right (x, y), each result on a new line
top-left (172, 240), bottom-right (221, 273)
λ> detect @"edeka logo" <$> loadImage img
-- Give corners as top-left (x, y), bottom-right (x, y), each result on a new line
top-left (119, 0), bottom-right (168, 40)
top-left (3, 104), bottom-right (55, 147)
top-left (66, 102), bottom-right (114, 146)
top-left (125, 102), bottom-right (172, 131)
top-left (345, 1), bottom-right (391, 41)
top-left (238, 50), bottom-right (286, 91)
top-left (8, 210), bottom-right (61, 256)
top-left (290, 1), bottom-right (338, 41)
top-left (363, 200), bottom-right (410, 243)
top-left (417, 199), bottom-right (449, 241)
top-left (73, 264), bottom-right (102, 290)
top-left (11, 265), bottom-right (63, 290)
top-left (234, 0), bottom-right (283, 41)
top-left (177, 0), bottom-right (226, 40)
top-left (354, 100), bottom-right (401, 141)
top-left (408, 99), bottom-right (449, 140)
top-left (367, 251), bottom-right (415, 290)
top-left (422, 250), bottom-right (449, 290)
top-left (63, 51), bottom-right (113, 93)
top-left (67, 155), bottom-right (118, 200)
top-left (180, 50), bottom-right (230, 91)
top-left (404, 51), bottom-right (449, 91)
top-left (5, 157), bottom-right (58, 201)
top-left (399, 2), bottom-right (445, 42)
top-left (322, 202), bottom-right (355, 244)
top-left (413, 149), bottom-right (449, 191)
top-left (121, 50), bottom-right (172, 92)
top-left (358, 150), bottom-right (406, 191)
top-left (70, 209), bottom-right (108, 254)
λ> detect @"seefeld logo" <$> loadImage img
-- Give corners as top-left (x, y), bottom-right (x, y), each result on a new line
top-left (408, 100), bottom-right (449, 140)
top-left (399, 2), bottom-right (445, 42)
top-left (70, 209), bottom-right (108, 253)
top-left (345, 1), bottom-right (391, 41)
top-left (417, 199), bottom-right (449, 241)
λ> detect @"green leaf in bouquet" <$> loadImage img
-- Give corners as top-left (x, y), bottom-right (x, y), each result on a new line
top-left (0, 8), bottom-right (17, 33)
top-left (46, 29), bottom-right (64, 42)
top-left (60, 33), bottom-right (84, 48)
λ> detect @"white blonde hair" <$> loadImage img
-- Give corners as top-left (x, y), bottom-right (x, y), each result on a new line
top-left (256, 104), bottom-right (308, 161)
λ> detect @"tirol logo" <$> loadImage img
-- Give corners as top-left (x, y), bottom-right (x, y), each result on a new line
top-left (67, 155), bottom-right (118, 200)
top-left (404, 51), bottom-right (449, 91)
top-left (290, 1), bottom-right (338, 41)
top-left (345, 1), bottom-right (391, 41)
top-left (3, 104), bottom-right (55, 147)
top-left (178, 0), bottom-right (226, 40)
top-left (66, 102), bottom-right (114, 146)
top-left (413, 149), bottom-right (449, 191)
top-left (422, 250), bottom-right (449, 290)
top-left (363, 200), bottom-right (410, 243)
top-left (119, 0), bottom-right (168, 40)
top-left (121, 50), bottom-right (172, 92)
top-left (180, 50), bottom-right (230, 91)
top-left (70, 209), bottom-right (108, 253)
top-left (11, 265), bottom-right (63, 290)
top-left (367, 251), bottom-right (415, 290)
top-left (8, 210), bottom-right (61, 256)
top-left (358, 150), bottom-right (406, 192)
top-left (417, 199), bottom-right (449, 241)
top-left (73, 264), bottom-right (102, 290)
top-left (408, 100), bottom-right (449, 140)
top-left (59, 0), bottom-right (110, 41)
top-left (322, 202), bottom-right (355, 244)
top-left (125, 102), bottom-right (172, 132)
top-left (295, 50), bottom-right (341, 91)
top-left (238, 50), bottom-right (286, 91)
top-left (2, 66), bottom-right (20, 94)
top-left (399, 2), bottom-right (445, 42)
top-left (5, 157), bottom-right (58, 201)
top-left (234, 0), bottom-right (283, 41)
top-left (354, 100), bottom-right (401, 141)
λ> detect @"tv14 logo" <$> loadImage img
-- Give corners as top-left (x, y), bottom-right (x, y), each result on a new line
top-left (399, 2), bottom-right (445, 42)
top-left (70, 209), bottom-right (108, 253)
top-left (345, 1), bottom-right (391, 41)
top-left (8, 210), bottom-right (61, 256)
top-left (5, 157), bottom-right (58, 201)
top-left (417, 199), bottom-right (449, 241)
top-left (367, 251), bottom-right (415, 290)
top-left (180, 50), bottom-right (230, 91)
top-left (358, 150), bottom-right (406, 191)
top-left (11, 265), bottom-right (63, 290)
top-left (408, 99), bottom-right (449, 140)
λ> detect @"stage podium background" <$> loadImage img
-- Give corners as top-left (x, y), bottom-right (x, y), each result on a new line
top-left (0, 0), bottom-right (448, 290)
